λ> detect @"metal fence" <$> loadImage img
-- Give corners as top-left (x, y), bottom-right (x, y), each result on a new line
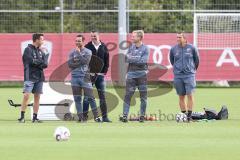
top-left (0, 0), bottom-right (240, 33)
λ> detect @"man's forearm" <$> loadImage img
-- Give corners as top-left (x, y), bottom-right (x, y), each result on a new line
top-left (68, 59), bottom-right (81, 69)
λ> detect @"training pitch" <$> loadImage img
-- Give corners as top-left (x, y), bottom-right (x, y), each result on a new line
top-left (0, 87), bottom-right (240, 160)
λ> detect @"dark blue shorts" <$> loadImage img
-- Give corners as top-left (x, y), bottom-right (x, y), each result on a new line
top-left (23, 81), bottom-right (43, 94)
top-left (173, 76), bottom-right (196, 96)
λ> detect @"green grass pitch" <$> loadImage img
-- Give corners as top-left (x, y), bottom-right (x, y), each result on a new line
top-left (0, 87), bottom-right (240, 160)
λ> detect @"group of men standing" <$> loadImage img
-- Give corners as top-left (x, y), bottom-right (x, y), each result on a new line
top-left (18, 31), bottom-right (199, 123)
top-left (67, 31), bottom-right (111, 122)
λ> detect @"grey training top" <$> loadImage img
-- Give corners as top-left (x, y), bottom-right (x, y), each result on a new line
top-left (125, 43), bottom-right (150, 79)
top-left (68, 47), bottom-right (92, 78)
top-left (169, 44), bottom-right (199, 78)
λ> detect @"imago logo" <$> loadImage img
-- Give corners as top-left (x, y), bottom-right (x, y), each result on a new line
top-left (20, 40), bottom-right (53, 63)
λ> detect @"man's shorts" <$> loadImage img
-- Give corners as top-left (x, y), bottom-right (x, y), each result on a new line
top-left (23, 81), bottom-right (43, 94)
top-left (173, 76), bottom-right (196, 96)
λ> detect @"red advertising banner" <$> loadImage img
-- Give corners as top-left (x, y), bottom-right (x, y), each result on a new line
top-left (0, 33), bottom-right (240, 81)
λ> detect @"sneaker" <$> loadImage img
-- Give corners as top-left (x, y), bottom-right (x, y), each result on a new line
top-left (119, 116), bottom-right (128, 123)
top-left (32, 118), bottom-right (42, 123)
top-left (18, 117), bottom-right (25, 123)
top-left (102, 117), bottom-right (112, 123)
top-left (94, 117), bottom-right (102, 123)
top-left (139, 116), bottom-right (145, 123)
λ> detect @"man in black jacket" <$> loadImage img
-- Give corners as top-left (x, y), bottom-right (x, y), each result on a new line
top-left (18, 33), bottom-right (49, 123)
top-left (83, 31), bottom-right (111, 122)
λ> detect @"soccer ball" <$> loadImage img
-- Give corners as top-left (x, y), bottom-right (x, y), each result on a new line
top-left (175, 113), bottom-right (187, 123)
top-left (54, 126), bottom-right (70, 141)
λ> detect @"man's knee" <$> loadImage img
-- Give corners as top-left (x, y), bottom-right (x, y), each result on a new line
top-left (187, 94), bottom-right (194, 100)
top-left (73, 95), bottom-right (82, 102)
top-left (83, 96), bottom-right (88, 100)
top-left (124, 94), bottom-right (133, 106)
top-left (34, 94), bottom-right (40, 99)
top-left (97, 90), bottom-right (105, 99)
top-left (84, 96), bottom-right (95, 102)
top-left (23, 93), bottom-right (30, 101)
top-left (124, 91), bottom-right (134, 100)
top-left (179, 95), bottom-right (185, 101)
top-left (140, 97), bottom-right (147, 105)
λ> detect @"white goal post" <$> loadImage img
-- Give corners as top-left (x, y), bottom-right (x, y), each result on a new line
top-left (194, 13), bottom-right (240, 50)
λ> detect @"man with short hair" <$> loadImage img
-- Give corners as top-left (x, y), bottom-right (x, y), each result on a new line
top-left (169, 32), bottom-right (200, 121)
top-left (18, 33), bottom-right (49, 123)
top-left (83, 31), bottom-right (111, 122)
top-left (120, 30), bottom-right (149, 123)
top-left (68, 34), bottom-right (101, 122)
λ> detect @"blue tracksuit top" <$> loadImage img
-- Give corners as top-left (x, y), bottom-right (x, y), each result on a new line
top-left (125, 43), bottom-right (150, 79)
top-left (68, 47), bottom-right (92, 78)
top-left (169, 44), bottom-right (199, 78)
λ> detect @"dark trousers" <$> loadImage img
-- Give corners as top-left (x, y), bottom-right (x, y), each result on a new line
top-left (123, 75), bottom-right (147, 117)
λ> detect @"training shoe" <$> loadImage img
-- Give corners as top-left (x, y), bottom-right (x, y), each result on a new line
top-left (32, 118), bottom-right (42, 123)
top-left (119, 116), bottom-right (128, 123)
top-left (94, 117), bottom-right (102, 123)
top-left (139, 116), bottom-right (145, 123)
top-left (18, 117), bottom-right (25, 123)
top-left (102, 117), bottom-right (112, 123)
